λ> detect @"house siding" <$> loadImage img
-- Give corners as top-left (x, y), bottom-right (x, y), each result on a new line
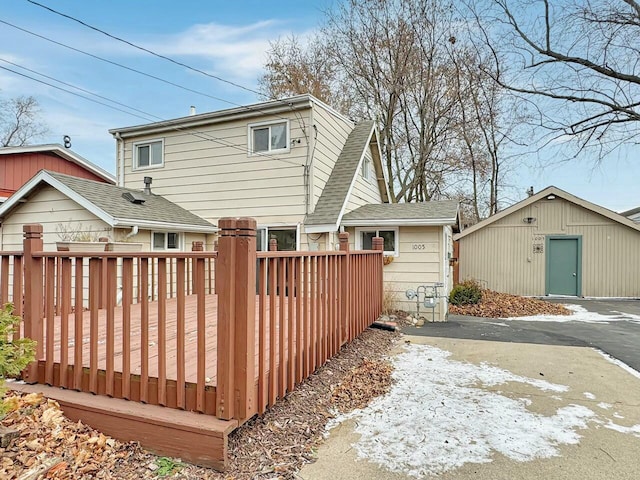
top-left (458, 198), bottom-right (640, 297)
top-left (119, 111), bottom-right (312, 226)
top-left (343, 149), bottom-right (383, 214)
top-left (347, 225), bottom-right (447, 320)
top-left (0, 186), bottom-right (111, 250)
top-left (310, 103), bottom-right (354, 211)
top-left (0, 152), bottom-right (109, 197)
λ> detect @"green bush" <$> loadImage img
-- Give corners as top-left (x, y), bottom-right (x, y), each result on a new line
top-left (1, 303), bottom-right (36, 415)
top-left (449, 280), bottom-right (483, 306)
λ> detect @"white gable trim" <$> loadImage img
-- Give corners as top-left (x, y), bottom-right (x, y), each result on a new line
top-left (455, 186), bottom-right (640, 240)
top-left (0, 171), bottom-right (116, 225)
top-left (0, 171), bottom-right (218, 233)
top-left (334, 124), bottom-right (381, 231)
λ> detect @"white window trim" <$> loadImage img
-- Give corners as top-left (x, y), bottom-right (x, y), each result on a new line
top-left (355, 226), bottom-right (399, 257)
top-left (247, 119), bottom-right (291, 156)
top-left (133, 138), bottom-right (164, 171)
top-left (361, 154), bottom-right (372, 182)
top-left (257, 224), bottom-right (300, 251)
top-left (151, 231), bottom-right (182, 251)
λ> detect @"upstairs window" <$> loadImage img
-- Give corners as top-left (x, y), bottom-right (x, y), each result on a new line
top-left (249, 120), bottom-right (289, 154)
top-left (152, 231), bottom-right (180, 250)
top-left (134, 139), bottom-right (163, 169)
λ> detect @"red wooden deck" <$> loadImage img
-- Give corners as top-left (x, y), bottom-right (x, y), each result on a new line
top-left (41, 294), bottom-right (284, 387)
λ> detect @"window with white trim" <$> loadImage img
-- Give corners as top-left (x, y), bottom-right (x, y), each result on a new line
top-left (257, 226), bottom-right (298, 251)
top-left (134, 139), bottom-right (163, 169)
top-left (152, 231), bottom-right (180, 250)
top-left (248, 121), bottom-right (289, 154)
top-left (355, 227), bottom-right (398, 256)
top-left (361, 154), bottom-right (372, 181)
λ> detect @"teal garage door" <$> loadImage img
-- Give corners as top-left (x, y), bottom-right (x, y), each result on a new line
top-left (546, 236), bottom-right (581, 296)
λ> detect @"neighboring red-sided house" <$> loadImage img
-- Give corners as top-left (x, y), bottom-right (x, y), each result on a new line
top-left (0, 144), bottom-right (115, 202)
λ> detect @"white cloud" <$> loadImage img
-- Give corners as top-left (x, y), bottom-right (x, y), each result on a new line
top-left (142, 21), bottom-right (311, 82)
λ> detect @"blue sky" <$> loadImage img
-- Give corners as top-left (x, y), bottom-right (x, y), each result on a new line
top-left (0, 0), bottom-right (637, 212)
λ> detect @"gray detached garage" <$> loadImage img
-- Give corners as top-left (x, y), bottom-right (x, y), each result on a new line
top-left (455, 186), bottom-right (640, 298)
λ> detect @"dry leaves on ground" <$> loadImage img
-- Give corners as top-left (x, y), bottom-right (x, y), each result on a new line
top-left (1, 328), bottom-right (399, 480)
top-left (449, 290), bottom-right (571, 318)
top-left (331, 360), bottom-right (393, 412)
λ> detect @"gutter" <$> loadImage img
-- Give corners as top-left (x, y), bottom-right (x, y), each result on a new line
top-left (340, 218), bottom-right (458, 227)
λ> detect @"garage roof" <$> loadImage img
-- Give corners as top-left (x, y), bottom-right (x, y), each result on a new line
top-left (455, 186), bottom-right (640, 240)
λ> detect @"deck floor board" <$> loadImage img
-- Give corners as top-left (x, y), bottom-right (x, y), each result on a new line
top-left (42, 294), bottom-right (288, 386)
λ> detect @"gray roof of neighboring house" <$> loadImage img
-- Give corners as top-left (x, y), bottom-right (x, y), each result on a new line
top-left (306, 120), bottom-right (376, 226)
top-left (455, 186), bottom-right (640, 240)
top-left (0, 170), bottom-right (215, 231)
top-left (341, 201), bottom-right (460, 225)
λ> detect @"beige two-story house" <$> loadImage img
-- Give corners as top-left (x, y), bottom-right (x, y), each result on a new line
top-left (0, 94), bottom-right (458, 319)
top-left (109, 94), bottom-right (389, 253)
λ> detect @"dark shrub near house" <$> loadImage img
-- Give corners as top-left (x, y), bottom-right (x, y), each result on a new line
top-left (449, 280), bottom-right (482, 306)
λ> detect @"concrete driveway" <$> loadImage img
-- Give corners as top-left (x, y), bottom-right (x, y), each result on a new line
top-left (403, 298), bottom-right (640, 371)
top-left (298, 336), bottom-right (640, 480)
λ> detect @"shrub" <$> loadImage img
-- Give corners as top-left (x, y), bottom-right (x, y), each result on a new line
top-left (449, 280), bottom-right (483, 306)
top-left (1, 304), bottom-right (36, 416)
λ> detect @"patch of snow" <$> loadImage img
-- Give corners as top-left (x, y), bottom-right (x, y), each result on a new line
top-left (503, 304), bottom-right (640, 324)
top-left (597, 402), bottom-right (612, 410)
top-left (327, 344), bottom-right (593, 477)
top-left (603, 420), bottom-right (640, 438)
top-left (613, 413), bottom-right (625, 419)
top-left (485, 322), bottom-right (509, 327)
top-left (596, 350), bottom-right (640, 381)
top-left (583, 392), bottom-right (596, 400)
top-left (551, 395), bottom-right (563, 401)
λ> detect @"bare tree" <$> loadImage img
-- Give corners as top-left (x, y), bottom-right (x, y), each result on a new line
top-left (258, 0), bottom-right (522, 210)
top-left (258, 36), bottom-right (352, 112)
top-left (324, 0), bottom-right (469, 202)
top-left (476, 0), bottom-right (640, 157)
top-left (0, 95), bottom-right (48, 147)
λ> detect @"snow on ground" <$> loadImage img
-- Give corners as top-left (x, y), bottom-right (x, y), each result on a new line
top-left (583, 392), bottom-right (596, 400)
top-left (603, 420), bottom-right (640, 438)
top-left (597, 402), bottom-right (613, 410)
top-left (327, 344), bottom-right (593, 477)
top-left (504, 304), bottom-right (640, 323)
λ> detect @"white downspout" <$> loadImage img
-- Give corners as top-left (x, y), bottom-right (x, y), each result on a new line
top-left (115, 132), bottom-right (125, 187)
top-left (125, 225), bottom-right (139, 239)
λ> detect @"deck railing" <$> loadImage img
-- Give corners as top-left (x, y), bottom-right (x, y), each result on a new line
top-left (8, 219), bottom-right (383, 424)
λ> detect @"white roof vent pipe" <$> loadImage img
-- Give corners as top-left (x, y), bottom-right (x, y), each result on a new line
top-left (189, 105), bottom-right (196, 116)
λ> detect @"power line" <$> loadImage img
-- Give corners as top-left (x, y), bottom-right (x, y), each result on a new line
top-left (0, 18), bottom-right (299, 125)
top-left (0, 65), bottom-right (153, 121)
top-left (0, 19), bottom-right (241, 107)
top-left (0, 62), bottom-right (304, 167)
top-left (26, 0), bottom-right (265, 97)
top-left (0, 57), bottom-right (158, 120)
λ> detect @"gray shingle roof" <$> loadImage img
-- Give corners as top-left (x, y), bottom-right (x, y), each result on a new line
top-left (305, 121), bottom-right (375, 226)
top-left (341, 201), bottom-right (459, 224)
top-left (47, 171), bottom-right (214, 229)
